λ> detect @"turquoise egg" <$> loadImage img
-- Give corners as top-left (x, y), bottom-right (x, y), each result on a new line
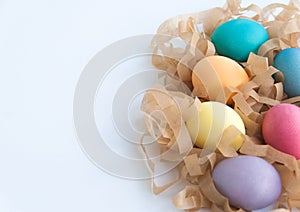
top-left (274, 48), bottom-right (300, 97)
top-left (211, 19), bottom-right (269, 62)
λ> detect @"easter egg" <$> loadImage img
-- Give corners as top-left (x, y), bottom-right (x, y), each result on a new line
top-left (192, 56), bottom-right (248, 100)
top-left (186, 101), bottom-right (245, 150)
top-left (212, 156), bottom-right (282, 211)
top-left (211, 18), bottom-right (269, 62)
top-left (273, 48), bottom-right (300, 97)
top-left (262, 103), bottom-right (300, 159)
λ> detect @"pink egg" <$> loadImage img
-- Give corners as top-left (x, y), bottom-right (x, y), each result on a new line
top-left (262, 103), bottom-right (300, 159)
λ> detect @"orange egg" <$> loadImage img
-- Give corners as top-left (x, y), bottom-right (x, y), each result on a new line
top-left (192, 56), bottom-right (249, 101)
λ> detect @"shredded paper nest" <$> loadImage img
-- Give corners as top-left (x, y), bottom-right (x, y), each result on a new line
top-left (140, 0), bottom-right (300, 211)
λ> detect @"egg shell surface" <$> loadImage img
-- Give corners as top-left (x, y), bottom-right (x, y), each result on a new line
top-left (192, 56), bottom-right (248, 100)
top-left (212, 156), bottom-right (282, 211)
top-left (186, 101), bottom-right (245, 150)
top-left (211, 18), bottom-right (269, 62)
top-left (262, 103), bottom-right (300, 159)
top-left (274, 48), bottom-right (300, 97)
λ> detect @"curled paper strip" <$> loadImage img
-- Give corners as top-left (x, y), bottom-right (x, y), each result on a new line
top-left (140, 0), bottom-right (300, 211)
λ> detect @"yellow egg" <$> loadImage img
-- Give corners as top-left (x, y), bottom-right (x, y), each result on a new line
top-left (186, 101), bottom-right (245, 150)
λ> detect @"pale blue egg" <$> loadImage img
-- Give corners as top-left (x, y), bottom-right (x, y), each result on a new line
top-left (274, 48), bottom-right (300, 97)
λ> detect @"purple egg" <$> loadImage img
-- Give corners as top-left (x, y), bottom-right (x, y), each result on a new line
top-left (212, 156), bottom-right (282, 211)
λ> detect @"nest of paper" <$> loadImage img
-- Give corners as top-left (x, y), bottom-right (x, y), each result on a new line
top-left (140, 0), bottom-right (300, 211)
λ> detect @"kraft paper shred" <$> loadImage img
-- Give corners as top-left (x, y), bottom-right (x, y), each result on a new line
top-left (140, 0), bottom-right (300, 211)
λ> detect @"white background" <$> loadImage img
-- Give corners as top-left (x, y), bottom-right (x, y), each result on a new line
top-left (0, 0), bottom-right (290, 211)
